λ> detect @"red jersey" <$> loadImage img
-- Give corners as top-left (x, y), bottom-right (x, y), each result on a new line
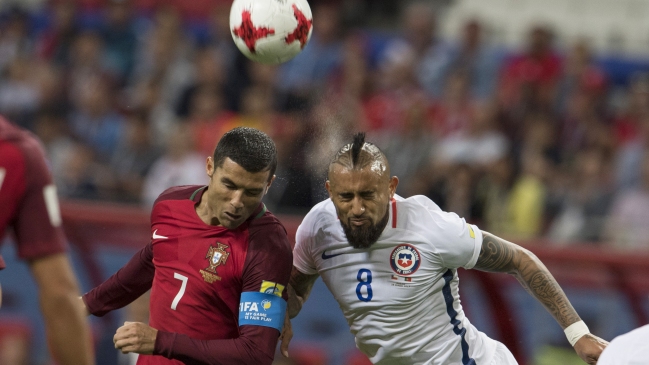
top-left (0, 117), bottom-right (67, 269)
top-left (84, 185), bottom-right (293, 364)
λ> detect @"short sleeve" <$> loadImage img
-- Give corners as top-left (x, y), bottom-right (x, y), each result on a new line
top-left (293, 214), bottom-right (318, 275)
top-left (242, 218), bottom-right (293, 301)
top-left (414, 196), bottom-right (482, 269)
top-left (13, 138), bottom-right (67, 260)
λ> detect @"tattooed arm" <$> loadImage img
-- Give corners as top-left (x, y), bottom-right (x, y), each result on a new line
top-left (474, 231), bottom-right (607, 365)
top-left (279, 266), bottom-right (319, 357)
top-left (287, 266), bottom-right (319, 318)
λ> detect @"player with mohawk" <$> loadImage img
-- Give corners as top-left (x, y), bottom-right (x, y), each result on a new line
top-left (282, 133), bottom-right (608, 365)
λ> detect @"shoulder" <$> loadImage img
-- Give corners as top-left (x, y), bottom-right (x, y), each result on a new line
top-left (2, 127), bottom-right (48, 169)
top-left (248, 209), bottom-right (292, 254)
top-left (396, 195), bottom-right (472, 235)
top-left (396, 195), bottom-right (443, 224)
top-left (153, 185), bottom-right (205, 206)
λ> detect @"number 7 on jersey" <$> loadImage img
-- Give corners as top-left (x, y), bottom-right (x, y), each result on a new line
top-left (172, 273), bottom-right (188, 310)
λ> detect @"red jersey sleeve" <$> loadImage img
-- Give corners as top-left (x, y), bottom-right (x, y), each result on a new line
top-left (83, 243), bottom-right (155, 316)
top-left (153, 211), bottom-right (293, 365)
top-left (0, 133), bottom-right (66, 268)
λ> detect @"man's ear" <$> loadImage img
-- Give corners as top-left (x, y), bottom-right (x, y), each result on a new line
top-left (325, 180), bottom-right (333, 198)
top-left (389, 176), bottom-right (399, 198)
top-left (265, 175), bottom-right (276, 195)
top-left (206, 156), bottom-right (214, 177)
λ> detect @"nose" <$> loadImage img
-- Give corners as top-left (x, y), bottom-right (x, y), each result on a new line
top-left (230, 190), bottom-right (244, 210)
top-left (351, 197), bottom-right (365, 216)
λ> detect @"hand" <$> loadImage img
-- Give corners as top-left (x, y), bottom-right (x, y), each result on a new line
top-left (574, 333), bottom-right (608, 365)
top-left (279, 312), bottom-right (293, 358)
top-left (113, 321), bottom-right (158, 355)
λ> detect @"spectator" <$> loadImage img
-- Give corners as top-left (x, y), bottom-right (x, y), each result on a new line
top-left (202, 2), bottom-right (252, 111)
top-left (557, 40), bottom-right (607, 114)
top-left (434, 100), bottom-right (509, 168)
top-left (614, 77), bottom-right (649, 190)
top-left (141, 123), bottom-right (206, 207)
top-left (184, 85), bottom-right (233, 157)
top-left (605, 151), bottom-right (649, 250)
top-left (475, 156), bottom-right (516, 235)
top-left (101, 0), bottom-right (138, 82)
top-left (65, 30), bottom-right (113, 105)
top-left (130, 5), bottom-right (193, 108)
top-left (365, 40), bottom-right (422, 133)
top-left (499, 25), bottom-right (562, 117)
top-left (68, 75), bottom-right (125, 161)
top-left (0, 56), bottom-right (40, 127)
top-left (0, 8), bottom-right (32, 73)
top-left (372, 94), bottom-right (434, 197)
top-left (110, 109), bottom-right (161, 203)
top-left (429, 69), bottom-right (475, 137)
top-left (175, 47), bottom-right (227, 118)
top-left (277, 2), bottom-right (343, 108)
top-left (36, 0), bottom-right (79, 66)
top-left (128, 77), bottom-right (178, 147)
top-left (388, 1), bottom-right (454, 98)
top-left (506, 151), bottom-right (550, 239)
top-left (446, 19), bottom-right (504, 100)
top-left (548, 149), bottom-right (614, 243)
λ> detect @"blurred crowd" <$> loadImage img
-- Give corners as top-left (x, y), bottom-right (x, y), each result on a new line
top-left (2, 0), bottom-right (649, 250)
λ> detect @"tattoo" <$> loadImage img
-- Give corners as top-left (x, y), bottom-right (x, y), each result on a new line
top-left (287, 266), bottom-right (319, 318)
top-left (474, 233), bottom-right (517, 273)
top-left (474, 232), bottom-right (581, 328)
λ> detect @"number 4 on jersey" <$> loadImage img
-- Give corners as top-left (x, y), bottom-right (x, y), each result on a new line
top-left (172, 273), bottom-right (188, 310)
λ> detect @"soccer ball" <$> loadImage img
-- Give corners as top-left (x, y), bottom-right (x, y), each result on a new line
top-left (230, 0), bottom-right (313, 65)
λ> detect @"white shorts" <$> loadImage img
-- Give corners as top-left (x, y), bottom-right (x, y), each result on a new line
top-left (489, 341), bottom-right (518, 365)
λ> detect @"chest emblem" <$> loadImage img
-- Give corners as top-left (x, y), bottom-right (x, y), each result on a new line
top-left (200, 243), bottom-right (230, 283)
top-left (390, 244), bottom-right (420, 276)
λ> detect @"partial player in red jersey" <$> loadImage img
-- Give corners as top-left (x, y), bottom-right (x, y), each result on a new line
top-left (0, 116), bottom-right (95, 365)
top-left (82, 127), bottom-right (293, 364)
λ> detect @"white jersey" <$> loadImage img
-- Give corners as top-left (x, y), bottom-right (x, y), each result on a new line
top-left (597, 325), bottom-right (649, 365)
top-left (294, 195), bottom-right (498, 365)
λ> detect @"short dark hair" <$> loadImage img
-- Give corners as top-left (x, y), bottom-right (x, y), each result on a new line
top-left (329, 132), bottom-right (390, 177)
top-left (213, 127), bottom-right (277, 180)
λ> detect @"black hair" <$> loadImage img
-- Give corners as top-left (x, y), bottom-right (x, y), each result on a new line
top-left (213, 127), bottom-right (277, 180)
top-left (351, 132), bottom-right (364, 166)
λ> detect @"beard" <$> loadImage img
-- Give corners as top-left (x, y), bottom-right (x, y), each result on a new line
top-left (340, 208), bottom-right (390, 249)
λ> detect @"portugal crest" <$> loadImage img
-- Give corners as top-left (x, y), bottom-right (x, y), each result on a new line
top-left (390, 244), bottom-right (420, 276)
top-left (200, 243), bottom-right (230, 283)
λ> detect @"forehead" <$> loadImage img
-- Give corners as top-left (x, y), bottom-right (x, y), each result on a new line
top-left (329, 164), bottom-right (387, 192)
top-left (215, 158), bottom-right (270, 187)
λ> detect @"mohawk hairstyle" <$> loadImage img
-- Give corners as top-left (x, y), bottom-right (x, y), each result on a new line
top-left (351, 132), bottom-right (365, 166)
top-left (329, 132), bottom-right (389, 177)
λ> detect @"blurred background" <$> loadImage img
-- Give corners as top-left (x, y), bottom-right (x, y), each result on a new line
top-left (0, 0), bottom-right (649, 364)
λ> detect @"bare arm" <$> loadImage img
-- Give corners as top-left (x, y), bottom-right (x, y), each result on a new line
top-left (474, 231), bottom-right (607, 364)
top-left (29, 253), bottom-right (94, 365)
top-left (280, 266), bottom-right (319, 357)
top-left (287, 265), bottom-right (319, 318)
top-left (474, 232), bottom-right (580, 328)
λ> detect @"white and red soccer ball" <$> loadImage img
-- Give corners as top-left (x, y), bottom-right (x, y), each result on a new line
top-left (230, 0), bottom-right (313, 64)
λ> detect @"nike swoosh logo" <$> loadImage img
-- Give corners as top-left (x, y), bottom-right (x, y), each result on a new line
top-left (152, 229), bottom-right (168, 240)
top-left (321, 250), bottom-right (345, 260)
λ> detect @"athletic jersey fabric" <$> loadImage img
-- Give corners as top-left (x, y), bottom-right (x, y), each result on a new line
top-left (293, 194), bottom-right (498, 365)
top-left (84, 185), bottom-right (292, 364)
top-left (0, 116), bottom-right (67, 270)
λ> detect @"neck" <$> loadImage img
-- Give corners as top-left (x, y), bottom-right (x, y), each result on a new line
top-left (195, 190), bottom-right (220, 225)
